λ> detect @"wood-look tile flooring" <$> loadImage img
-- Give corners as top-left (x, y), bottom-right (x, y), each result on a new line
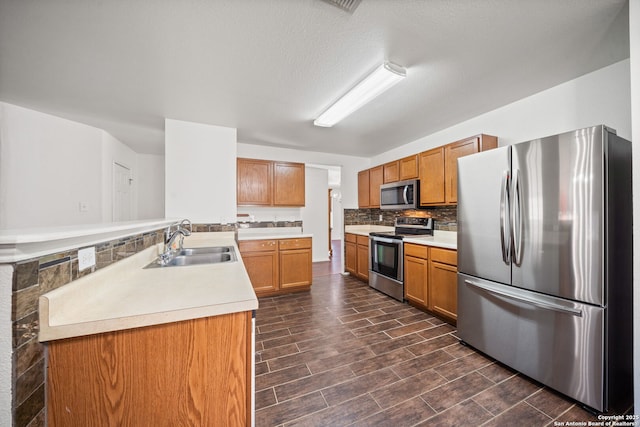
top-left (255, 248), bottom-right (598, 426)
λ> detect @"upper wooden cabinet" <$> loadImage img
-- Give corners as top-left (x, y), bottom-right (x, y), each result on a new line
top-left (399, 154), bottom-right (419, 180)
top-left (357, 169), bottom-right (370, 208)
top-left (274, 162), bottom-right (305, 206)
top-left (383, 161), bottom-right (400, 183)
top-left (444, 135), bottom-right (497, 204)
top-left (237, 158), bottom-right (272, 205)
top-left (237, 158), bottom-right (305, 206)
top-left (358, 165), bottom-right (383, 208)
top-left (419, 147), bottom-right (445, 205)
top-left (420, 134), bottom-right (497, 206)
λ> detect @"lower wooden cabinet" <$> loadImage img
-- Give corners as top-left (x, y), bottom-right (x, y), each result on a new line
top-left (404, 243), bottom-right (429, 308)
top-left (279, 238), bottom-right (312, 289)
top-left (428, 247), bottom-right (458, 324)
top-left (345, 233), bottom-right (369, 281)
top-left (403, 243), bottom-right (458, 324)
top-left (47, 312), bottom-right (253, 426)
top-left (240, 237), bottom-right (312, 296)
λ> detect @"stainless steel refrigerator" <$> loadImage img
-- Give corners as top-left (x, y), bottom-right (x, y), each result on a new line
top-left (457, 125), bottom-right (632, 413)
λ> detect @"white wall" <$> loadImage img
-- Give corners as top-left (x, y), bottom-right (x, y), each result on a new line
top-left (629, 0), bottom-right (640, 415)
top-left (137, 154), bottom-right (165, 219)
top-left (0, 103), bottom-right (103, 228)
top-left (301, 166), bottom-right (329, 262)
top-left (165, 119), bottom-right (237, 223)
top-left (371, 59), bottom-right (632, 165)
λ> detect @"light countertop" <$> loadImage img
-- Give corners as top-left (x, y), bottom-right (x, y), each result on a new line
top-left (236, 226), bottom-right (313, 241)
top-left (345, 225), bottom-right (457, 250)
top-left (39, 232), bottom-right (258, 342)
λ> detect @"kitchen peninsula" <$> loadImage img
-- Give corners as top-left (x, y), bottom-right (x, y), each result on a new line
top-left (2, 224), bottom-right (259, 426)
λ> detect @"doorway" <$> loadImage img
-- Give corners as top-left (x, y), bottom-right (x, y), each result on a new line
top-left (113, 162), bottom-right (132, 222)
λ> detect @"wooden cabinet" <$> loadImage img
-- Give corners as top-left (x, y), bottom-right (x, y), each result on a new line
top-left (358, 166), bottom-right (384, 208)
top-left (419, 147), bottom-right (445, 205)
top-left (237, 158), bottom-right (305, 206)
top-left (356, 235), bottom-right (370, 281)
top-left (403, 244), bottom-right (458, 324)
top-left (419, 134), bottom-right (497, 206)
top-left (357, 170), bottom-right (370, 208)
top-left (239, 239), bottom-right (279, 294)
top-left (444, 135), bottom-right (497, 204)
top-left (279, 238), bottom-right (312, 289)
top-left (47, 312), bottom-right (253, 426)
top-left (345, 233), bottom-right (369, 282)
top-left (383, 160), bottom-right (400, 183)
top-left (428, 247), bottom-right (458, 324)
top-left (274, 162), bottom-right (305, 206)
top-left (404, 243), bottom-right (428, 308)
top-left (240, 238), bottom-right (311, 296)
top-left (399, 154), bottom-right (419, 180)
top-left (236, 158), bottom-right (272, 205)
top-left (345, 233), bottom-right (357, 276)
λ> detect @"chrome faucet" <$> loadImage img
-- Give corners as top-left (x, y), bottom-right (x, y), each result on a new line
top-left (159, 219), bottom-right (192, 265)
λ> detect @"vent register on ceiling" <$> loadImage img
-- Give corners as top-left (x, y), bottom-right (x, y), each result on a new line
top-left (319, 0), bottom-right (362, 13)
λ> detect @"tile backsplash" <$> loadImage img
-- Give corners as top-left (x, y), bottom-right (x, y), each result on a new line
top-left (344, 207), bottom-right (457, 231)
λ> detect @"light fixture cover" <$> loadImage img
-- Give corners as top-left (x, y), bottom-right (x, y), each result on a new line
top-left (314, 61), bottom-right (406, 127)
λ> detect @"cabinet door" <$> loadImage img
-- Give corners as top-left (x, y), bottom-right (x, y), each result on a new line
top-left (237, 158), bottom-right (272, 205)
top-left (274, 162), bottom-right (305, 206)
top-left (445, 137), bottom-right (479, 204)
top-left (47, 313), bottom-right (251, 426)
top-left (356, 243), bottom-right (369, 281)
top-left (242, 251), bottom-right (279, 294)
top-left (429, 261), bottom-right (458, 323)
top-left (404, 255), bottom-right (428, 307)
top-left (280, 249), bottom-right (312, 288)
top-left (345, 235), bottom-right (357, 275)
top-left (419, 148), bottom-right (445, 205)
top-left (368, 165), bottom-right (384, 208)
top-left (399, 154), bottom-right (419, 180)
top-left (358, 170), bottom-right (370, 208)
top-left (383, 161), bottom-right (400, 183)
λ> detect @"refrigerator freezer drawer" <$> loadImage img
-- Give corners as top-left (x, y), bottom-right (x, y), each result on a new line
top-left (457, 273), bottom-right (605, 411)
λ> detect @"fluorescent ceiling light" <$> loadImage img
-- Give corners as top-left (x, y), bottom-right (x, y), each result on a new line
top-left (314, 61), bottom-right (407, 127)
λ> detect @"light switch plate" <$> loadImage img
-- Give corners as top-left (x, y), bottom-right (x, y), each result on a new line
top-left (78, 247), bottom-right (96, 271)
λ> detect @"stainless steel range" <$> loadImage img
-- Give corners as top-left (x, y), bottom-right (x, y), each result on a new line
top-left (369, 217), bottom-right (433, 301)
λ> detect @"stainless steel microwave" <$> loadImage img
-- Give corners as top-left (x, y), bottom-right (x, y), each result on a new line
top-left (379, 179), bottom-right (419, 210)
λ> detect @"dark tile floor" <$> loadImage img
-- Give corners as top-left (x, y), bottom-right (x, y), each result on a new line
top-left (254, 250), bottom-right (600, 426)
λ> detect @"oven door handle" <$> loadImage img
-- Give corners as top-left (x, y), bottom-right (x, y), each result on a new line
top-left (370, 236), bottom-right (401, 244)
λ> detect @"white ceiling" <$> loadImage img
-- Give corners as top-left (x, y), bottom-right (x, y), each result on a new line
top-left (0, 0), bottom-right (629, 157)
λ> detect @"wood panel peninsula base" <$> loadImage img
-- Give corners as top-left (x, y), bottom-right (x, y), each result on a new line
top-left (46, 311), bottom-right (253, 426)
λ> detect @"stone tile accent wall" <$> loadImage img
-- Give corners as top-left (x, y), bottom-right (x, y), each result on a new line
top-left (9, 229), bottom-right (165, 427)
top-left (344, 207), bottom-right (458, 231)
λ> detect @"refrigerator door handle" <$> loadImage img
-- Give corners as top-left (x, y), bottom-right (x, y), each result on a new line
top-left (464, 279), bottom-right (583, 317)
top-left (500, 170), bottom-right (511, 264)
top-left (511, 169), bottom-right (523, 265)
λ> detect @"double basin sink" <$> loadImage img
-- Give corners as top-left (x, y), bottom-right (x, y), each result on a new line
top-left (145, 245), bottom-right (237, 268)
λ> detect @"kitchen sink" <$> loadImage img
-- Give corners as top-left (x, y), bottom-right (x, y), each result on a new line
top-left (145, 246), bottom-right (237, 268)
top-left (177, 246), bottom-right (232, 256)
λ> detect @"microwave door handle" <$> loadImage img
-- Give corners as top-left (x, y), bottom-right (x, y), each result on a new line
top-left (403, 185), bottom-right (409, 204)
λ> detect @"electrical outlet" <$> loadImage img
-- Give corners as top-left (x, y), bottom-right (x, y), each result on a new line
top-left (379, 214), bottom-right (383, 221)
top-left (78, 247), bottom-right (96, 271)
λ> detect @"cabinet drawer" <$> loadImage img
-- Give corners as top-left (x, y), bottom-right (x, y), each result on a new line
top-left (279, 237), bottom-right (311, 250)
top-left (345, 233), bottom-right (357, 243)
top-left (356, 235), bottom-right (369, 246)
top-left (239, 240), bottom-right (278, 252)
top-left (430, 247), bottom-right (457, 266)
top-left (404, 243), bottom-right (428, 259)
